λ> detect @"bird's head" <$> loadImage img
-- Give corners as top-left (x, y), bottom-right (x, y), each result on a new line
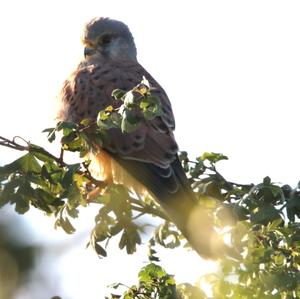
top-left (82, 17), bottom-right (137, 63)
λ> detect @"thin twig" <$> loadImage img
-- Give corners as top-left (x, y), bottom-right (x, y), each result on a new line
top-left (59, 148), bottom-right (64, 166)
top-left (132, 212), bottom-right (145, 220)
top-left (0, 135), bottom-right (106, 188)
top-left (187, 158), bottom-right (253, 190)
top-left (212, 167), bottom-right (254, 189)
top-left (0, 136), bottom-right (28, 151)
top-left (130, 198), bottom-right (169, 221)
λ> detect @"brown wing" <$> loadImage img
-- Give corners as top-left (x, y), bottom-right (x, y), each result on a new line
top-left (58, 61), bottom-right (178, 168)
top-left (58, 60), bottom-right (234, 259)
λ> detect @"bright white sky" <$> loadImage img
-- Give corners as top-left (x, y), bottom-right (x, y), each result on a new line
top-left (0, 0), bottom-right (300, 298)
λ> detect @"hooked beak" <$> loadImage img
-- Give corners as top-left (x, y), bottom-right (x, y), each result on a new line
top-left (84, 47), bottom-right (96, 58)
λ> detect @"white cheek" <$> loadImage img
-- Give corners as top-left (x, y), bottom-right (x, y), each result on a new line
top-left (108, 39), bottom-right (130, 60)
top-left (109, 46), bottom-right (121, 59)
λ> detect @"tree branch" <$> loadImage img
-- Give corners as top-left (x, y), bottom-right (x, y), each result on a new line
top-left (130, 198), bottom-right (169, 221)
top-left (0, 135), bottom-right (106, 188)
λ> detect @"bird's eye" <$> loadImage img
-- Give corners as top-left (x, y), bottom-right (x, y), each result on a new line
top-left (101, 34), bottom-right (112, 45)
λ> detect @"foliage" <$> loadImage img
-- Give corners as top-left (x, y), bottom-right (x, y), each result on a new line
top-left (107, 263), bottom-right (177, 299)
top-left (1, 80), bottom-right (300, 298)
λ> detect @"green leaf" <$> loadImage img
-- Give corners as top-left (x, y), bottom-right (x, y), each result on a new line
top-left (119, 226), bottom-right (141, 254)
top-left (61, 131), bottom-right (78, 146)
top-left (56, 121), bottom-right (78, 132)
top-left (200, 152), bottom-right (228, 163)
top-left (1, 177), bottom-right (21, 196)
top-left (120, 114), bottom-right (140, 133)
top-left (41, 164), bottom-right (54, 183)
top-left (96, 110), bottom-right (121, 131)
top-left (108, 282), bottom-right (123, 290)
top-left (94, 221), bottom-right (109, 241)
top-left (66, 206), bottom-right (79, 218)
top-left (263, 176), bottom-right (271, 185)
top-left (30, 145), bottom-right (55, 163)
top-left (268, 218), bottom-right (283, 230)
top-left (94, 242), bottom-right (107, 257)
top-left (139, 263), bottom-right (167, 283)
top-left (67, 183), bottom-right (83, 207)
top-left (109, 223), bottom-right (123, 236)
top-left (15, 195), bottom-right (30, 214)
top-left (42, 127), bottom-right (56, 142)
top-left (36, 188), bottom-right (57, 205)
top-left (61, 164), bottom-right (80, 189)
top-left (1, 153), bottom-right (41, 175)
top-left (80, 118), bottom-right (91, 126)
top-left (59, 215), bottom-right (76, 234)
top-left (98, 110), bottom-right (110, 121)
top-left (250, 204), bottom-right (282, 225)
top-left (178, 151), bottom-right (188, 161)
top-left (140, 95), bottom-right (162, 120)
top-left (21, 153), bottom-right (42, 173)
top-left (233, 204), bottom-right (249, 221)
top-left (64, 136), bottom-right (84, 152)
top-left (112, 88), bottom-right (127, 100)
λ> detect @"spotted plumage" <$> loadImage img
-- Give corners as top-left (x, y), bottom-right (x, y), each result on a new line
top-left (58, 17), bottom-right (232, 259)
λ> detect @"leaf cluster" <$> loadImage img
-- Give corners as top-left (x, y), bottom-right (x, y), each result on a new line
top-left (109, 152), bottom-right (300, 298)
top-left (107, 263), bottom-right (177, 299)
top-left (1, 79), bottom-right (300, 298)
top-left (98, 77), bottom-right (162, 133)
top-left (0, 122), bottom-right (165, 258)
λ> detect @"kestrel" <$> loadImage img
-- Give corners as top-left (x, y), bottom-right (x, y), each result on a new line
top-left (58, 17), bottom-right (228, 259)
